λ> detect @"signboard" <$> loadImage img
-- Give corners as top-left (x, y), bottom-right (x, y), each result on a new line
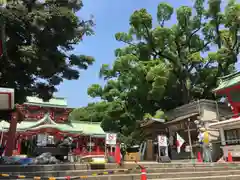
top-left (0, 87), bottom-right (14, 110)
top-left (37, 134), bottom-right (47, 146)
top-left (105, 133), bottom-right (117, 145)
top-left (158, 135), bottom-right (167, 147)
top-left (185, 145), bottom-right (191, 152)
top-left (87, 142), bottom-right (95, 146)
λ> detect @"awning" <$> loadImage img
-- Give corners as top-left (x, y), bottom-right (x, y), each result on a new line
top-left (209, 117), bottom-right (240, 129)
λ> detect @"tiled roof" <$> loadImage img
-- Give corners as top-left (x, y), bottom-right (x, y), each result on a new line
top-left (213, 72), bottom-right (240, 92)
top-left (0, 113), bottom-right (105, 137)
top-left (25, 96), bottom-right (67, 107)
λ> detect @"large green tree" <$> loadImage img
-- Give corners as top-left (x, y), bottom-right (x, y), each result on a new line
top-left (77, 0), bottom-right (240, 145)
top-left (0, 0), bottom-right (94, 103)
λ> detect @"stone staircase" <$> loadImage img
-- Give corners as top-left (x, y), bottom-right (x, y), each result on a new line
top-left (1, 163), bottom-right (240, 179)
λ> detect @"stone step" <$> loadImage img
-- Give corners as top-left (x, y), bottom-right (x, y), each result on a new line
top-left (5, 166), bottom-right (240, 177)
top-left (58, 170), bottom-right (240, 180)
top-left (4, 175), bottom-right (240, 180)
top-left (151, 175), bottom-right (240, 180)
top-left (1, 162), bottom-right (240, 172)
top-left (3, 166), bottom-right (240, 180)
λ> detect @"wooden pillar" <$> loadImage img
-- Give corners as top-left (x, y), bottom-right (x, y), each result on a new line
top-left (146, 139), bottom-right (153, 161)
top-left (5, 111), bottom-right (18, 156)
top-left (219, 128), bottom-right (226, 146)
top-left (168, 127), bottom-right (174, 160)
top-left (17, 138), bottom-right (22, 154)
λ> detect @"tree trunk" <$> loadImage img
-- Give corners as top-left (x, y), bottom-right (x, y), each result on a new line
top-left (181, 79), bottom-right (190, 105)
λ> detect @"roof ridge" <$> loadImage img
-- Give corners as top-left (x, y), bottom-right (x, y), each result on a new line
top-left (220, 71), bottom-right (240, 81)
top-left (71, 120), bottom-right (101, 124)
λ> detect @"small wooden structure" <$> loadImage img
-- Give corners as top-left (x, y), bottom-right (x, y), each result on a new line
top-left (141, 99), bottom-right (231, 161)
top-left (141, 118), bottom-right (166, 161)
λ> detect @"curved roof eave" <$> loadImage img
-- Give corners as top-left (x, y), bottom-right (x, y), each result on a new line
top-left (17, 113), bottom-right (57, 131)
top-left (28, 124), bottom-right (83, 133)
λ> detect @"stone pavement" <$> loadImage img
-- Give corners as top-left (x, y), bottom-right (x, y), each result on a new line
top-left (1, 162), bottom-right (240, 179)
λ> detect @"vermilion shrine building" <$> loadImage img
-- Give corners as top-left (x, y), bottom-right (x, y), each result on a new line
top-left (210, 72), bottom-right (240, 158)
top-left (0, 96), bottom-right (106, 156)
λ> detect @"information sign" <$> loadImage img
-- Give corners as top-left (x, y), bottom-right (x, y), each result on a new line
top-left (158, 135), bottom-right (167, 147)
top-left (105, 133), bottom-right (117, 145)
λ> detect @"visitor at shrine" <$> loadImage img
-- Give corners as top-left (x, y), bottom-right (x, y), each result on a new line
top-left (198, 127), bottom-right (212, 162)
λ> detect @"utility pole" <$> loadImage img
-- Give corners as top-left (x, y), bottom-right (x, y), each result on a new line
top-left (187, 118), bottom-right (194, 159)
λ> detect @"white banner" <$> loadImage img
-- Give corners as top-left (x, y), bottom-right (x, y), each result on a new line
top-left (105, 133), bottom-right (117, 145)
top-left (158, 135), bottom-right (167, 147)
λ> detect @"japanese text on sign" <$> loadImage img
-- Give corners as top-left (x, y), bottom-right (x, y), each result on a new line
top-left (105, 133), bottom-right (117, 145)
top-left (158, 135), bottom-right (167, 147)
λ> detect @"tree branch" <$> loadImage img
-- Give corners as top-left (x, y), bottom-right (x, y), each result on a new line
top-left (190, 41), bottom-right (211, 54)
top-left (232, 26), bottom-right (239, 51)
top-left (191, 60), bottom-right (212, 85)
top-left (142, 23), bottom-right (178, 65)
top-left (188, 64), bottom-right (195, 73)
top-left (186, 27), bottom-right (201, 48)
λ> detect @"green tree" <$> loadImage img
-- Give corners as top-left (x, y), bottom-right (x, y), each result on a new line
top-left (0, 0), bottom-right (94, 103)
top-left (71, 102), bottom-right (110, 123)
top-left (71, 100), bottom-right (145, 147)
top-left (86, 0), bottom-right (240, 144)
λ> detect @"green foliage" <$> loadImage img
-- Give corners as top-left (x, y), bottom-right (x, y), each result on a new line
top-left (0, 0), bottom-right (94, 103)
top-left (71, 100), bottom-right (144, 147)
top-left (143, 110), bottom-right (165, 120)
top-left (154, 110), bottom-right (165, 119)
top-left (70, 102), bottom-right (109, 122)
top-left (78, 0), bottom-right (240, 145)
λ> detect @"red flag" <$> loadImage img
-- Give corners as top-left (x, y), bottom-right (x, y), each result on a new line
top-left (115, 143), bottom-right (121, 164)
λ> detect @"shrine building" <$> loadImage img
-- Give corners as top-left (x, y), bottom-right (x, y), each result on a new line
top-left (210, 72), bottom-right (240, 159)
top-left (0, 96), bottom-right (106, 156)
top-left (141, 100), bottom-right (231, 161)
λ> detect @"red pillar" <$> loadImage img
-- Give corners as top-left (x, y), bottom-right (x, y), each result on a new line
top-left (5, 111), bottom-right (18, 156)
top-left (17, 138), bottom-right (21, 154)
top-left (96, 138), bottom-right (100, 154)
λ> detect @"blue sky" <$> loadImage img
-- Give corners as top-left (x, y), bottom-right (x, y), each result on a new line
top-left (54, 0), bottom-right (217, 108)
